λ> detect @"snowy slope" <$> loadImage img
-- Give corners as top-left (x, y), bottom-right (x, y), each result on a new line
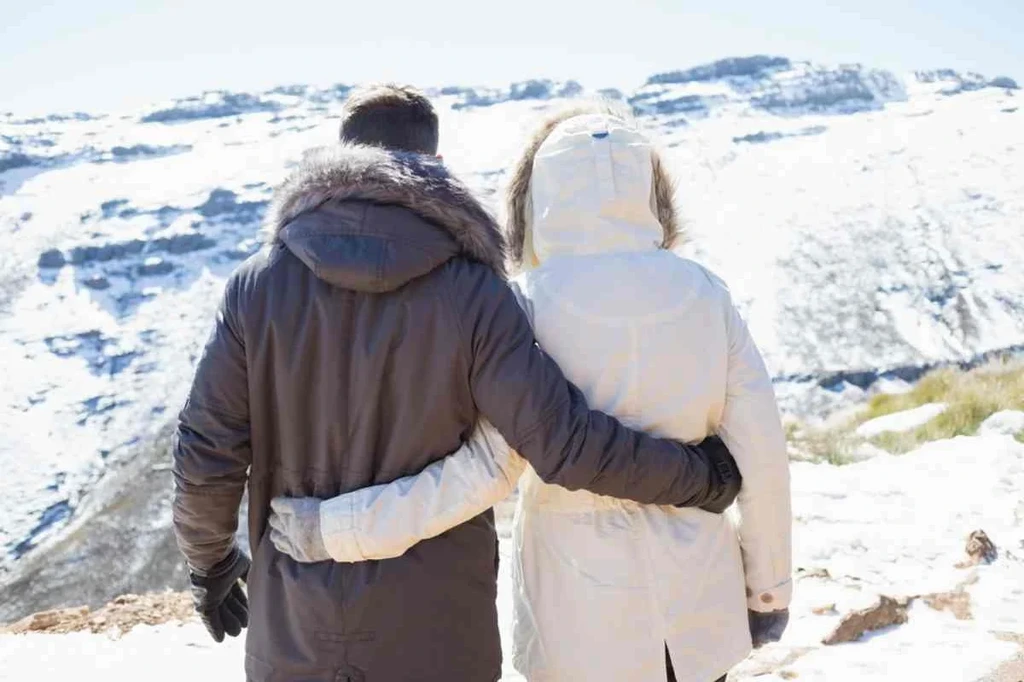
top-left (2, 431), bottom-right (1022, 681)
top-left (0, 57), bottom-right (1022, 580)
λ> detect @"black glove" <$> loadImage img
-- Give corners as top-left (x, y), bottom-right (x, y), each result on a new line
top-left (188, 547), bottom-right (250, 643)
top-left (749, 608), bottom-right (789, 648)
top-left (696, 435), bottom-right (742, 513)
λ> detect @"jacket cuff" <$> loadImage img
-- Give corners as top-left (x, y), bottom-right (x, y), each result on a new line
top-left (746, 578), bottom-right (793, 612)
top-left (319, 495), bottom-right (365, 562)
top-left (187, 546), bottom-right (239, 578)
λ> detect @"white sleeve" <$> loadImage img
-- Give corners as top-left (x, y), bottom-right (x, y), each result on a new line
top-left (718, 301), bottom-right (794, 612)
top-left (318, 419), bottom-right (525, 562)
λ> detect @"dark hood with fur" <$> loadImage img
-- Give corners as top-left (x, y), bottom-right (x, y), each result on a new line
top-left (266, 144), bottom-right (506, 290)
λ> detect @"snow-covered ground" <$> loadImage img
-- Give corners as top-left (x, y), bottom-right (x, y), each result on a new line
top-left (855, 402), bottom-right (948, 437)
top-left (0, 56), bottom-right (1022, 594)
top-left (2, 430), bottom-right (1022, 681)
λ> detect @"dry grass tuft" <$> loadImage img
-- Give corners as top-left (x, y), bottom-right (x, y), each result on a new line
top-left (785, 357), bottom-right (1024, 462)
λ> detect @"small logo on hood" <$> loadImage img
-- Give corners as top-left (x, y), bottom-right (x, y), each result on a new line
top-left (591, 131), bottom-right (609, 139)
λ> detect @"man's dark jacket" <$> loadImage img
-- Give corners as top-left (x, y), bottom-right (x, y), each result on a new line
top-left (172, 144), bottom-right (720, 682)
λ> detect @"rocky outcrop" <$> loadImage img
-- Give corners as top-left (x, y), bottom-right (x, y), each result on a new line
top-left (823, 596), bottom-right (910, 645)
top-left (1, 592), bottom-right (195, 636)
top-left (646, 55), bottom-right (792, 85)
top-left (140, 91), bottom-right (282, 124)
top-left (445, 80), bottom-right (586, 110)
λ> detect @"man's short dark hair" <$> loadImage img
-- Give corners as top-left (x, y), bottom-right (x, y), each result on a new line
top-left (339, 84), bottom-right (439, 155)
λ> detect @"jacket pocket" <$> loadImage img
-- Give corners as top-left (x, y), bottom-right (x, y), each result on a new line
top-left (525, 509), bottom-right (643, 588)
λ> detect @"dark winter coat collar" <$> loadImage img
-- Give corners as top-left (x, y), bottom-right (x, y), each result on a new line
top-left (266, 144), bottom-right (506, 288)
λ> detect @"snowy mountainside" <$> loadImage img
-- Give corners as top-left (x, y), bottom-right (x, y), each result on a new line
top-left (0, 56), bottom-right (1022, 591)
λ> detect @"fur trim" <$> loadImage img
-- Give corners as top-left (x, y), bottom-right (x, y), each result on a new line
top-left (504, 101), bottom-right (682, 270)
top-left (650, 148), bottom-right (680, 249)
top-left (266, 143), bottom-right (506, 276)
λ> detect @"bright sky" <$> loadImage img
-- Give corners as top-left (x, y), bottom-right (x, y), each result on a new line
top-left (3, 0), bottom-right (1023, 115)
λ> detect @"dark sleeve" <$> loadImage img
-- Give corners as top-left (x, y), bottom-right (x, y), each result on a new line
top-left (172, 274), bottom-right (251, 572)
top-left (447, 262), bottom-right (715, 506)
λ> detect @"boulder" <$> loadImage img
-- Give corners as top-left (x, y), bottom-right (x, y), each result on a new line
top-left (823, 595), bottom-right (909, 645)
top-left (38, 248), bottom-right (66, 269)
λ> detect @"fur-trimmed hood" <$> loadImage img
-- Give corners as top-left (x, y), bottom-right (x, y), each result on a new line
top-left (266, 144), bottom-right (506, 288)
top-left (504, 103), bottom-right (681, 271)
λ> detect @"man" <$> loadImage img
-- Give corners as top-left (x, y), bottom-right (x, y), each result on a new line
top-left (173, 84), bottom-right (740, 682)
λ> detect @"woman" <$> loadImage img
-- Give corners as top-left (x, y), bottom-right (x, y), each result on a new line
top-left (269, 105), bottom-right (792, 682)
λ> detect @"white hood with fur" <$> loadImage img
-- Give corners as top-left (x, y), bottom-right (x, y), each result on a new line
top-left (524, 113), bottom-right (666, 263)
top-left (308, 113), bottom-right (793, 682)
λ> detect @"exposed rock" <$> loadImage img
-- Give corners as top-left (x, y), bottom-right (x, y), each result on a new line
top-left (988, 633), bottom-right (1024, 682)
top-left (107, 144), bottom-right (192, 162)
top-left (913, 69), bottom-right (1017, 95)
top-left (140, 91), bottom-right (282, 124)
top-left (555, 81), bottom-right (583, 98)
top-left (267, 84), bottom-right (308, 96)
top-left (796, 567), bottom-right (832, 580)
top-left (734, 131), bottom-right (786, 145)
top-left (822, 595), bottom-right (908, 645)
top-left (647, 56), bottom-right (792, 85)
top-left (629, 92), bottom-right (712, 116)
top-left (989, 76), bottom-right (1020, 90)
top-left (81, 275), bottom-right (111, 290)
top-left (306, 83), bottom-right (352, 105)
top-left (150, 232), bottom-right (217, 255)
top-left (61, 232), bottom-right (215, 268)
top-left (69, 240), bottom-right (146, 265)
top-left (923, 587), bottom-right (973, 620)
top-left (733, 126), bottom-right (828, 145)
top-left (505, 80), bottom-right (583, 101)
top-left (46, 112), bottom-right (94, 123)
top-left (3, 606), bottom-right (89, 633)
top-left (0, 425), bottom-right (197, 623)
top-left (100, 198), bottom-right (130, 218)
top-left (138, 257), bottom-right (174, 277)
top-left (752, 66), bottom-right (905, 114)
top-left (196, 188), bottom-right (267, 222)
top-left (219, 249), bottom-right (247, 261)
top-left (37, 248), bottom-right (66, 269)
top-left (197, 188), bottom-right (240, 217)
top-left (0, 592), bottom-right (194, 636)
top-left (448, 80), bottom-right (586, 110)
top-left (956, 529), bottom-right (998, 568)
top-left (0, 152), bottom-right (36, 173)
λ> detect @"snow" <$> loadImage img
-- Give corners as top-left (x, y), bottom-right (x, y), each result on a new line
top-left (2, 432), bottom-right (1021, 680)
top-left (1, 54), bottom-right (1023, 611)
top-left (855, 402), bottom-right (948, 438)
top-left (0, 624), bottom-right (245, 679)
top-left (979, 410), bottom-right (1024, 438)
top-left (735, 601), bottom-right (1019, 682)
top-left (849, 441), bottom-right (891, 462)
top-left (730, 432), bottom-right (1024, 680)
top-left (869, 376), bottom-right (915, 396)
top-left (790, 434), bottom-right (1023, 598)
